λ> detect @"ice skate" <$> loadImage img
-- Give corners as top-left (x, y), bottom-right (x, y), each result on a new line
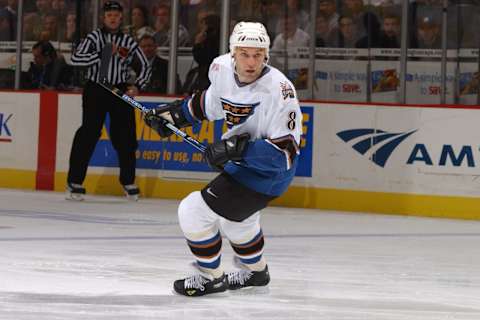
top-left (123, 184), bottom-right (140, 201)
top-left (227, 265), bottom-right (270, 292)
top-left (65, 183), bottom-right (85, 201)
top-left (173, 272), bottom-right (228, 297)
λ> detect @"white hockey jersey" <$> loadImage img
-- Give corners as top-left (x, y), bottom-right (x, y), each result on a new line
top-left (184, 53), bottom-right (302, 196)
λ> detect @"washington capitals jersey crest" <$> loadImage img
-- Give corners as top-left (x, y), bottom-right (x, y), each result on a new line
top-left (220, 98), bottom-right (260, 128)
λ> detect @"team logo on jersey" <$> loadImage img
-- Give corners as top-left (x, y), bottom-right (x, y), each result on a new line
top-left (220, 98), bottom-right (259, 128)
top-left (280, 82), bottom-right (295, 100)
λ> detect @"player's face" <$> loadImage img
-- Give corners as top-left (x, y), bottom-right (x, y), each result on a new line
top-left (103, 10), bottom-right (122, 30)
top-left (234, 47), bottom-right (266, 84)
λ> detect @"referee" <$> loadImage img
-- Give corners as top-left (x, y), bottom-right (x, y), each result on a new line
top-left (66, 1), bottom-right (151, 201)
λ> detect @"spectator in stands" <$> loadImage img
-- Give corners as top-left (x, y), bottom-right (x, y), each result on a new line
top-left (0, 0), bottom-right (17, 41)
top-left (409, 0), bottom-right (442, 48)
top-left (23, 13), bottom-right (37, 41)
top-left (154, 4), bottom-right (190, 47)
top-left (272, 14), bottom-right (310, 52)
top-left (182, 13), bottom-right (220, 94)
top-left (258, 0), bottom-right (282, 41)
top-left (341, 0), bottom-right (374, 39)
top-left (123, 5), bottom-right (154, 41)
top-left (342, 0), bottom-right (365, 17)
top-left (375, 0), bottom-right (401, 18)
top-left (133, 34), bottom-right (181, 94)
top-left (318, 0), bottom-right (339, 39)
top-left (230, 0), bottom-right (262, 25)
top-left (5, 0), bottom-right (18, 18)
top-left (275, 0), bottom-right (309, 34)
top-left (22, 40), bottom-right (72, 90)
top-left (35, 0), bottom-right (53, 16)
top-left (51, 0), bottom-right (68, 16)
top-left (179, 0), bottom-right (213, 40)
top-left (378, 14), bottom-right (400, 48)
top-left (0, 9), bottom-right (13, 41)
top-left (414, 15), bottom-right (441, 49)
top-left (315, 15), bottom-right (329, 47)
top-left (192, 8), bottom-right (215, 37)
top-left (355, 12), bottom-right (381, 48)
top-left (39, 13), bottom-right (59, 41)
top-left (23, 0), bottom-right (53, 41)
top-left (328, 15), bottom-right (359, 48)
top-left (60, 12), bottom-right (76, 42)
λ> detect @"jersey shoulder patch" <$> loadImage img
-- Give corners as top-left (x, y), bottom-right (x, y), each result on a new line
top-left (280, 81), bottom-right (296, 100)
top-left (268, 67), bottom-right (297, 101)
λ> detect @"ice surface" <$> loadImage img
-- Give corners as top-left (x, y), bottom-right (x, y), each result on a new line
top-left (1, 188), bottom-right (480, 319)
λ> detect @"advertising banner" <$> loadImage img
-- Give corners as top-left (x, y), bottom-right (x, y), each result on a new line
top-left (315, 103), bottom-right (480, 197)
top-left (89, 101), bottom-right (314, 178)
top-left (0, 93), bottom-right (39, 170)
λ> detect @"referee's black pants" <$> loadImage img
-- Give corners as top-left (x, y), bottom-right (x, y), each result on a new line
top-left (67, 81), bottom-right (138, 186)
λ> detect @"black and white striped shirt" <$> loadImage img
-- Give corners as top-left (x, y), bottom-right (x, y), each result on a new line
top-left (71, 28), bottom-right (151, 89)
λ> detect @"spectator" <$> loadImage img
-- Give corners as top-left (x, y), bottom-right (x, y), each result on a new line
top-left (275, 0), bottom-right (310, 34)
top-left (5, 0), bottom-right (18, 17)
top-left (0, 9), bottom-right (13, 41)
top-left (22, 40), bottom-right (72, 90)
top-left (328, 15), bottom-right (359, 48)
top-left (36, 0), bottom-right (53, 14)
top-left (23, 13), bottom-right (38, 41)
top-left (414, 15), bottom-right (441, 49)
top-left (318, 0), bottom-right (339, 39)
top-left (375, 0), bottom-right (401, 18)
top-left (179, 0), bottom-right (212, 39)
top-left (51, 0), bottom-right (67, 16)
top-left (342, 0), bottom-right (365, 17)
top-left (0, 0), bottom-right (17, 41)
top-left (378, 14), bottom-right (400, 48)
top-left (123, 5), bottom-right (154, 41)
top-left (271, 14), bottom-right (310, 52)
top-left (231, 0), bottom-right (263, 22)
top-left (39, 13), bottom-right (59, 41)
top-left (315, 15), bottom-right (329, 47)
top-left (23, 0), bottom-right (53, 41)
top-left (182, 13), bottom-right (220, 94)
top-left (154, 4), bottom-right (190, 47)
top-left (133, 34), bottom-right (181, 93)
top-left (258, 0), bottom-right (282, 41)
top-left (196, 8), bottom-right (215, 25)
top-left (355, 12), bottom-right (381, 48)
top-left (409, 0), bottom-right (442, 48)
top-left (341, 0), bottom-right (375, 39)
top-left (59, 12), bottom-right (76, 42)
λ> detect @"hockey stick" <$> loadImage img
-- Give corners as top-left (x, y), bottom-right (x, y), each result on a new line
top-left (98, 82), bottom-right (207, 153)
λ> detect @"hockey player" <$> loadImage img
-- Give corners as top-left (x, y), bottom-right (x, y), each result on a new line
top-left (144, 22), bottom-right (302, 296)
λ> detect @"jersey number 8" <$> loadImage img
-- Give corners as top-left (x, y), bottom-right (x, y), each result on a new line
top-left (287, 111), bottom-right (297, 130)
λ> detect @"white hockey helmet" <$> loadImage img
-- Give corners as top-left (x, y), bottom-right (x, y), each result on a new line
top-left (229, 22), bottom-right (270, 60)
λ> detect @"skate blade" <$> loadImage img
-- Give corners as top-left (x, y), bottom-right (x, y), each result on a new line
top-left (171, 289), bottom-right (229, 297)
top-left (125, 193), bottom-right (139, 201)
top-left (65, 191), bottom-right (84, 201)
top-left (229, 285), bottom-right (270, 295)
